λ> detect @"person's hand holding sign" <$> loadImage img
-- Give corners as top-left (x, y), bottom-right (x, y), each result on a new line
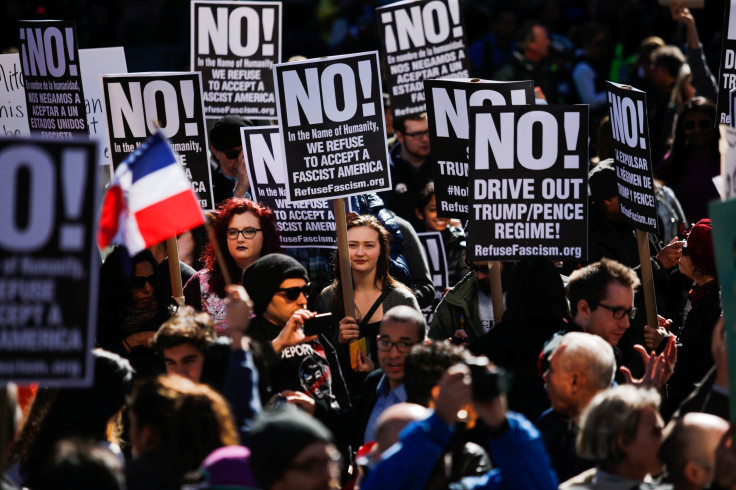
top-left (338, 316), bottom-right (360, 344)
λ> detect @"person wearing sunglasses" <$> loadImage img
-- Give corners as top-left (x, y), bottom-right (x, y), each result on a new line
top-left (97, 250), bottom-right (174, 377)
top-left (208, 115), bottom-right (252, 206)
top-left (184, 198), bottom-right (281, 335)
top-left (243, 254), bottom-right (350, 426)
top-left (655, 97), bottom-right (720, 224)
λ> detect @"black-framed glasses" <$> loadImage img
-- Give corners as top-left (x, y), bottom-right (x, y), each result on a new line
top-left (226, 227), bottom-right (262, 240)
top-left (403, 130), bottom-right (429, 139)
top-left (275, 284), bottom-right (311, 301)
top-left (683, 119), bottom-right (711, 131)
top-left (593, 302), bottom-right (637, 321)
top-left (376, 336), bottom-right (417, 353)
top-left (465, 257), bottom-right (489, 273)
top-left (222, 147), bottom-right (241, 159)
top-left (681, 244), bottom-right (689, 256)
top-left (288, 449), bottom-right (342, 476)
top-left (131, 274), bottom-right (156, 289)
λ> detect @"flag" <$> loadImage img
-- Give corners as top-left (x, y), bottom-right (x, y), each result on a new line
top-left (97, 131), bottom-right (204, 255)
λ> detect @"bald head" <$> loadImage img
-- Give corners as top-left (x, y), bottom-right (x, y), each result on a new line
top-left (660, 412), bottom-right (729, 489)
top-left (374, 403), bottom-right (429, 457)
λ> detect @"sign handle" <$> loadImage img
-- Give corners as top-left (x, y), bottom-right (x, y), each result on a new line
top-left (636, 229), bottom-right (658, 329)
top-left (166, 237), bottom-right (185, 307)
top-left (488, 261), bottom-right (504, 322)
top-left (333, 199), bottom-right (355, 318)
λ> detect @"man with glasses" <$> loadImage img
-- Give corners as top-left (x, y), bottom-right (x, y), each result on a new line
top-left (209, 115), bottom-right (252, 205)
top-left (379, 113), bottom-right (434, 227)
top-left (428, 257), bottom-right (497, 346)
top-left (353, 306), bottom-right (426, 446)
top-left (243, 254), bottom-right (350, 421)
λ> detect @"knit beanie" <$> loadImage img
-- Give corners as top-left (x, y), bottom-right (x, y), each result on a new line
top-left (209, 115), bottom-right (249, 151)
top-left (249, 407), bottom-right (334, 489)
top-left (686, 219), bottom-right (716, 276)
top-left (242, 254), bottom-right (309, 315)
top-left (199, 445), bottom-right (258, 489)
top-left (589, 159), bottom-right (618, 204)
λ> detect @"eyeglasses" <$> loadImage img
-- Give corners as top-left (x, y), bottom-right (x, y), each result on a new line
top-left (683, 119), bottom-right (711, 131)
top-left (226, 227), bottom-right (262, 240)
top-left (465, 258), bottom-right (489, 273)
top-left (593, 302), bottom-right (637, 321)
top-left (681, 244), bottom-right (689, 256)
top-left (131, 274), bottom-right (156, 289)
top-left (289, 450), bottom-right (342, 476)
top-left (376, 336), bottom-right (417, 353)
top-left (403, 130), bottom-right (429, 140)
top-left (275, 284), bottom-right (311, 301)
top-left (222, 148), bottom-right (241, 159)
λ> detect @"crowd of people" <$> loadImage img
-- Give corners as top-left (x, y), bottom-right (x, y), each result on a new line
top-left (1, 0), bottom-right (735, 489)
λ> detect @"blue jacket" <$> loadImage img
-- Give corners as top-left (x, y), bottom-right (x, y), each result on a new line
top-left (361, 411), bottom-right (558, 490)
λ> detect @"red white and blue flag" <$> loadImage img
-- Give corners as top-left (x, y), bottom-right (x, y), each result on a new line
top-left (97, 131), bottom-right (204, 255)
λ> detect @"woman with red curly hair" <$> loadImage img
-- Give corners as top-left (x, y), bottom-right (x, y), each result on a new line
top-left (184, 198), bottom-right (281, 335)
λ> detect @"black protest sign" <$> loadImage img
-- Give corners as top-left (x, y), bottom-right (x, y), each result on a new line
top-left (241, 126), bottom-right (337, 247)
top-left (606, 82), bottom-right (658, 233)
top-left (717, 0), bottom-right (736, 125)
top-left (101, 72), bottom-right (215, 211)
top-left (192, 0), bottom-right (281, 119)
top-left (18, 21), bottom-right (88, 139)
top-left (417, 231), bottom-right (449, 289)
top-left (273, 51), bottom-right (390, 202)
top-left (425, 78), bottom-right (534, 219)
top-left (467, 105), bottom-right (588, 261)
top-left (0, 138), bottom-right (98, 387)
top-left (377, 0), bottom-right (471, 118)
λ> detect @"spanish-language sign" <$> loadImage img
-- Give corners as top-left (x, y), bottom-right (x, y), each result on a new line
top-left (18, 21), bottom-right (88, 139)
top-left (273, 51), bottom-right (390, 202)
top-left (241, 125), bottom-right (337, 247)
top-left (0, 137), bottom-right (98, 387)
top-left (606, 82), bottom-right (658, 233)
top-left (717, 0), bottom-right (736, 125)
top-left (377, 0), bottom-right (471, 118)
top-left (79, 47), bottom-right (127, 168)
top-left (0, 53), bottom-right (29, 137)
top-left (192, 0), bottom-right (281, 119)
top-left (425, 78), bottom-right (534, 218)
top-left (101, 72), bottom-right (215, 211)
top-left (467, 105), bottom-right (588, 261)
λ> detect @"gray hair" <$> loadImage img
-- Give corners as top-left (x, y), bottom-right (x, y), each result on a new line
top-left (577, 385), bottom-right (661, 467)
top-left (558, 332), bottom-right (616, 391)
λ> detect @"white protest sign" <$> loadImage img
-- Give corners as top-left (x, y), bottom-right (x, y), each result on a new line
top-left (0, 54), bottom-right (29, 137)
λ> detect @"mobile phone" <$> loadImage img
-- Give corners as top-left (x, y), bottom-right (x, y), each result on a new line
top-left (303, 313), bottom-right (333, 337)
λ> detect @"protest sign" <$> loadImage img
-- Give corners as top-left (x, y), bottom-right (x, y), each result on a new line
top-left (18, 21), bottom-right (88, 139)
top-left (192, 0), bottom-right (281, 119)
top-left (605, 82), bottom-right (658, 234)
top-left (0, 137), bottom-right (99, 387)
top-left (79, 47), bottom-right (127, 168)
top-left (717, 0), bottom-right (736, 125)
top-left (417, 231), bottom-right (448, 324)
top-left (377, 0), bottom-right (471, 117)
top-left (708, 197), bottom-right (736, 421)
top-left (425, 78), bottom-right (534, 218)
top-left (0, 53), bottom-right (29, 137)
top-left (273, 51), bottom-right (390, 202)
top-left (721, 124), bottom-right (736, 200)
top-left (241, 125), bottom-right (336, 247)
top-left (101, 72), bottom-right (215, 211)
top-left (467, 105), bottom-right (588, 261)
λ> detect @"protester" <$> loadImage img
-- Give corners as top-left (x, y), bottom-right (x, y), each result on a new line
top-left (184, 198), bottom-right (281, 335)
top-left (97, 249), bottom-right (173, 375)
top-left (182, 445), bottom-right (259, 490)
top-left (125, 374), bottom-right (239, 489)
top-left (9, 350), bottom-right (133, 489)
top-left (208, 115), bottom-right (252, 205)
top-left (560, 385), bottom-right (666, 488)
top-left (317, 214), bottom-right (419, 385)
top-left (176, 225), bottom-right (209, 272)
top-left (30, 439), bottom-right (125, 490)
top-left (537, 332), bottom-right (616, 482)
top-left (655, 97), bottom-right (720, 224)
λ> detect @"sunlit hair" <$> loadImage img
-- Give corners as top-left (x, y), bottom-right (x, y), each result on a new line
top-left (152, 306), bottom-right (216, 355)
top-left (203, 198), bottom-right (281, 297)
top-left (326, 214), bottom-right (406, 314)
top-left (567, 258), bottom-right (640, 317)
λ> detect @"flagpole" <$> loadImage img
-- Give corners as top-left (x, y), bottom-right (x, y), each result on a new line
top-left (166, 237), bottom-right (185, 306)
